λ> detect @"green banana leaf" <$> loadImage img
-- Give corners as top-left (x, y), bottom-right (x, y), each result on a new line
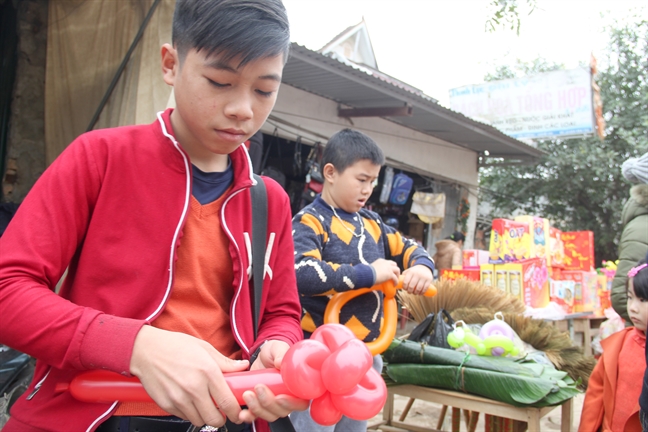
top-left (382, 339), bottom-right (581, 407)
top-left (385, 364), bottom-right (580, 407)
top-left (383, 339), bottom-right (542, 377)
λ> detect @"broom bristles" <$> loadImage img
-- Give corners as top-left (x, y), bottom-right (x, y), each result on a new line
top-left (399, 279), bottom-right (526, 323)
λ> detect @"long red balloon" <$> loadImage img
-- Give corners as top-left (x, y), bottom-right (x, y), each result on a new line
top-left (56, 324), bottom-right (387, 426)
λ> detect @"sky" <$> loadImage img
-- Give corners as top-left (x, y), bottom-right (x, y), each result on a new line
top-left (282, 0), bottom-right (646, 107)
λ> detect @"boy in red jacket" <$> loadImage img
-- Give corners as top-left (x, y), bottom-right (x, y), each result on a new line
top-left (0, 1), bottom-right (306, 431)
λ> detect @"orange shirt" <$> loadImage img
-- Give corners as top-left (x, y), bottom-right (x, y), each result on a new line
top-left (116, 192), bottom-right (239, 416)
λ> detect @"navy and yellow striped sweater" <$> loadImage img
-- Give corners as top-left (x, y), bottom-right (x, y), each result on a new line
top-left (292, 196), bottom-right (434, 342)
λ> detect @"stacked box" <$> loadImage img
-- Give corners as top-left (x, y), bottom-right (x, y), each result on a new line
top-left (514, 215), bottom-right (551, 263)
top-left (504, 258), bottom-right (550, 308)
top-left (489, 219), bottom-right (532, 264)
top-left (561, 231), bottom-right (595, 271)
top-left (548, 266), bottom-right (562, 281)
top-left (548, 226), bottom-right (565, 267)
top-left (440, 269), bottom-right (480, 282)
top-left (596, 273), bottom-right (611, 314)
top-left (463, 249), bottom-right (490, 269)
top-left (494, 267), bottom-right (509, 294)
top-left (480, 264), bottom-right (495, 288)
top-left (550, 279), bottom-right (575, 313)
top-left (561, 270), bottom-right (599, 312)
top-left (505, 263), bottom-right (523, 302)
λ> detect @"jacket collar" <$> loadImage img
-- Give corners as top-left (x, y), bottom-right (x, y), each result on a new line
top-left (157, 108), bottom-right (256, 191)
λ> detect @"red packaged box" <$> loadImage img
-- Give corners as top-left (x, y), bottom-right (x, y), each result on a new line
top-left (549, 226), bottom-right (565, 268)
top-left (440, 269), bottom-right (481, 282)
top-left (561, 270), bottom-right (598, 312)
top-left (505, 258), bottom-right (549, 308)
top-left (550, 279), bottom-right (575, 313)
top-left (561, 231), bottom-right (595, 271)
top-left (463, 249), bottom-right (490, 269)
top-left (548, 266), bottom-right (562, 281)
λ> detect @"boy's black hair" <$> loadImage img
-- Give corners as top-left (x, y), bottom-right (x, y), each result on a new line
top-left (321, 129), bottom-right (385, 173)
top-left (172, 0), bottom-right (290, 66)
top-left (631, 252), bottom-right (648, 300)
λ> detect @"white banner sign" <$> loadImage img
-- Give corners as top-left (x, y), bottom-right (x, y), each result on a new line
top-left (449, 68), bottom-right (594, 140)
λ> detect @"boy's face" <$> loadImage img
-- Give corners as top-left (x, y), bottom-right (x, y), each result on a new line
top-left (627, 279), bottom-right (648, 332)
top-left (321, 159), bottom-right (381, 213)
top-left (162, 44), bottom-right (283, 164)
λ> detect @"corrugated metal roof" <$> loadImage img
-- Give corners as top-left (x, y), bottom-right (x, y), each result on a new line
top-left (282, 43), bottom-right (544, 161)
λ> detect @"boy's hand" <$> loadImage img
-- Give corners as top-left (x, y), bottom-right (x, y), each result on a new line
top-left (241, 340), bottom-right (309, 423)
top-left (401, 265), bottom-right (434, 295)
top-left (130, 325), bottom-right (249, 428)
top-left (371, 259), bottom-right (400, 286)
top-left (249, 340), bottom-right (289, 371)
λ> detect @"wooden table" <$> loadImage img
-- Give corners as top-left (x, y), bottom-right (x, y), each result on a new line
top-left (368, 384), bottom-right (573, 432)
top-left (549, 313), bottom-right (607, 356)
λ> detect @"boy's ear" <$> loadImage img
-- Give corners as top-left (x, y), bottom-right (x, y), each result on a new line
top-left (322, 163), bottom-right (337, 183)
top-left (161, 43), bottom-right (179, 86)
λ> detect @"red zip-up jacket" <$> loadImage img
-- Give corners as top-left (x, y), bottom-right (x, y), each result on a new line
top-left (0, 109), bottom-right (302, 432)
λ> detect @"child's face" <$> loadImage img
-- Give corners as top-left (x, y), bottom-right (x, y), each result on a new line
top-left (627, 279), bottom-right (648, 332)
top-left (162, 45), bottom-right (283, 161)
top-left (322, 159), bottom-right (381, 213)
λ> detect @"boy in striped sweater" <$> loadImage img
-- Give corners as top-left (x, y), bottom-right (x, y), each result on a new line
top-left (290, 129), bottom-right (435, 432)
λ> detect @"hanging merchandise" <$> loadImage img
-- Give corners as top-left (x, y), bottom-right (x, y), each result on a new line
top-left (260, 128), bottom-right (286, 188)
top-left (379, 166), bottom-right (395, 204)
top-left (388, 173), bottom-right (413, 205)
top-left (301, 143), bottom-right (324, 205)
top-left (410, 192), bottom-right (445, 224)
top-left (292, 136), bottom-right (304, 177)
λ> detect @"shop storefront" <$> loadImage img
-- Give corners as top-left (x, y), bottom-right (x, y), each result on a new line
top-left (250, 44), bottom-right (543, 255)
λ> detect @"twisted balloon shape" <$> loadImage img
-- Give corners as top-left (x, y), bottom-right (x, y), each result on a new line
top-left (324, 276), bottom-right (437, 355)
top-left (56, 324), bottom-right (386, 426)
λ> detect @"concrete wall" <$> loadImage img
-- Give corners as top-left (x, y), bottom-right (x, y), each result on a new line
top-left (2, 0), bottom-right (48, 203)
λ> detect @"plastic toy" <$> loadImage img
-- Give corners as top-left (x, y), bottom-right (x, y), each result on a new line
top-left (55, 324), bottom-right (386, 426)
top-left (447, 317), bottom-right (518, 357)
top-left (323, 276), bottom-right (437, 355)
top-left (478, 312), bottom-right (517, 356)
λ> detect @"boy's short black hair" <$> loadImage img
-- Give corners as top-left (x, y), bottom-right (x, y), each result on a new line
top-left (631, 253), bottom-right (648, 300)
top-left (321, 129), bottom-right (384, 173)
top-left (172, 0), bottom-right (291, 66)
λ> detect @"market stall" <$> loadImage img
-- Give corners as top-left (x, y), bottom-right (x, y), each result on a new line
top-left (371, 273), bottom-right (597, 431)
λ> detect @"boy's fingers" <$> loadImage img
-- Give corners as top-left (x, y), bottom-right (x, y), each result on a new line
top-left (392, 272), bottom-right (400, 285)
top-left (276, 394), bottom-right (310, 412)
top-left (402, 271), bottom-right (413, 287)
top-left (240, 385), bottom-right (303, 422)
top-left (405, 275), bottom-right (419, 293)
top-left (415, 278), bottom-right (428, 295)
top-left (240, 387), bottom-right (281, 424)
top-left (186, 400), bottom-right (225, 428)
top-left (207, 376), bottom-right (243, 424)
top-left (158, 396), bottom-right (215, 428)
top-left (212, 355), bottom-right (249, 373)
